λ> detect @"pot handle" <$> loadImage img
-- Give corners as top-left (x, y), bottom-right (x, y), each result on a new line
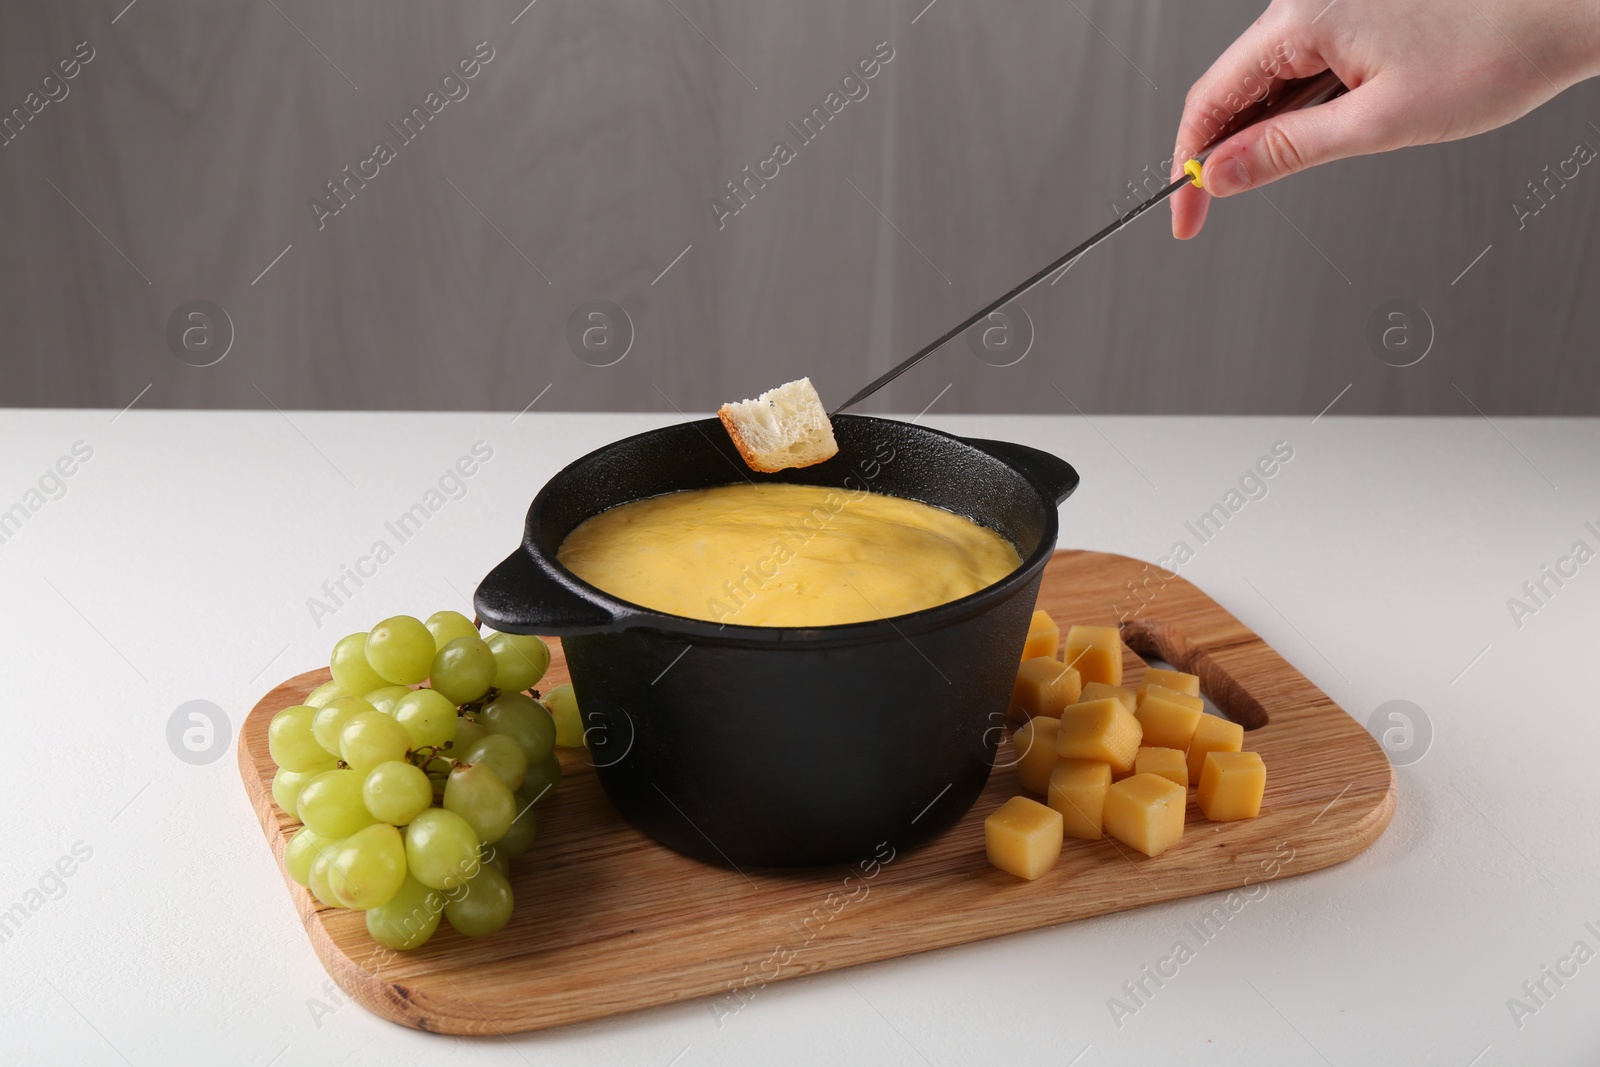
top-left (474, 546), bottom-right (630, 635)
top-left (963, 438), bottom-right (1080, 504)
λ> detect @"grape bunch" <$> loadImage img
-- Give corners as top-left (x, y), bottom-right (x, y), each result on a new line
top-left (266, 611), bottom-right (586, 950)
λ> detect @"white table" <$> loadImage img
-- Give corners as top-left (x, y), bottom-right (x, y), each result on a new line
top-left (3, 410), bottom-right (1594, 1066)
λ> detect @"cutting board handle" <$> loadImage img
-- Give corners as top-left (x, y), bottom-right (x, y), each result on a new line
top-left (1121, 615), bottom-right (1269, 730)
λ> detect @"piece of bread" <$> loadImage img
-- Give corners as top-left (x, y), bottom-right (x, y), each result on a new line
top-left (717, 378), bottom-right (839, 472)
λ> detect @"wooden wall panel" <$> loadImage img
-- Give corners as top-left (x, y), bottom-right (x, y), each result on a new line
top-left (0, 0), bottom-right (1595, 414)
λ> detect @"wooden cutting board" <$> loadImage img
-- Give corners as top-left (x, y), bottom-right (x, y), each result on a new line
top-left (237, 550), bottom-right (1394, 1035)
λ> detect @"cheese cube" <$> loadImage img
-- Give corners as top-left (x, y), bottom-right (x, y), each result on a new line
top-left (1054, 698), bottom-right (1142, 776)
top-left (1186, 714), bottom-right (1245, 782)
top-left (1140, 682), bottom-right (1203, 713)
top-left (1135, 746), bottom-right (1188, 788)
top-left (1021, 610), bottom-right (1059, 662)
top-left (1198, 751), bottom-right (1266, 821)
top-left (1012, 657), bottom-right (1083, 719)
top-left (1062, 625), bottom-right (1123, 686)
top-left (1081, 681), bottom-right (1137, 713)
top-left (985, 796), bottom-right (1064, 880)
top-left (1012, 716), bottom-right (1060, 794)
top-left (1047, 759), bottom-right (1111, 840)
top-left (1136, 667), bottom-right (1200, 701)
top-left (1103, 773), bottom-right (1187, 857)
top-left (1136, 685), bottom-right (1204, 751)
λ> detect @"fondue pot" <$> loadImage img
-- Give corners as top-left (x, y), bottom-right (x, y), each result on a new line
top-left (475, 415), bottom-right (1078, 867)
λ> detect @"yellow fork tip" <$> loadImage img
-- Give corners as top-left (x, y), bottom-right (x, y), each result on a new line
top-left (1183, 158), bottom-right (1204, 188)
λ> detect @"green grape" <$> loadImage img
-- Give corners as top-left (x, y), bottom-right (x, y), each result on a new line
top-left (285, 827), bottom-right (339, 887)
top-left (330, 632), bottom-right (388, 695)
top-left (366, 875), bottom-right (445, 951)
top-left (496, 800), bottom-right (538, 858)
top-left (365, 615), bottom-right (435, 685)
top-left (516, 755), bottom-right (563, 807)
top-left (394, 689), bottom-right (458, 750)
top-left (486, 632), bottom-right (551, 694)
top-left (479, 692), bottom-right (556, 766)
top-left (273, 762), bottom-right (336, 815)
top-left (463, 734), bottom-right (527, 792)
top-left (429, 636), bottom-right (495, 705)
top-left (297, 769), bottom-right (376, 838)
top-left (339, 710), bottom-right (412, 774)
top-left (326, 823), bottom-right (408, 910)
top-left (443, 864), bottom-right (513, 937)
top-left (308, 848), bottom-right (342, 908)
top-left (543, 684), bottom-right (584, 748)
top-left (444, 763), bottom-right (515, 844)
top-left (479, 843), bottom-right (512, 876)
top-left (312, 695), bottom-right (377, 754)
top-left (305, 680), bottom-right (348, 709)
top-left (426, 610), bottom-right (480, 652)
top-left (404, 809), bottom-right (481, 890)
top-left (449, 717), bottom-right (488, 757)
top-left (365, 684), bottom-right (412, 716)
top-left (268, 705), bottom-right (335, 771)
top-left (363, 761), bottom-right (433, 826)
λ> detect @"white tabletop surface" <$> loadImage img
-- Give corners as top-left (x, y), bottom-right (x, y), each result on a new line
top-left (2, 408), bottom-right (1596, 1067)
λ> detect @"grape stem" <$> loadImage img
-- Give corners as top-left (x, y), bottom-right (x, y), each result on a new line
top-left (408, 745), bottom-right (464, 777)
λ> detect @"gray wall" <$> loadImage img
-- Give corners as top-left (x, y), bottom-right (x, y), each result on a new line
top-left (1, 0), bottom-right (1596, 415)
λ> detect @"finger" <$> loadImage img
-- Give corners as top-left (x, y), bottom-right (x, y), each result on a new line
top-left (1170, 181), bottom-right (1209, 241)
top-left (1174, 16), bottom-right (1327, 164)
top-left (1199, 84), bottom-right (1399, 197)
top-left (1169, 12), bottom-right (1325, 237)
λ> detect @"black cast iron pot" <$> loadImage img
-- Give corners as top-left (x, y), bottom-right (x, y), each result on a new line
top-left (475, 414), bottom-right (1078, 868)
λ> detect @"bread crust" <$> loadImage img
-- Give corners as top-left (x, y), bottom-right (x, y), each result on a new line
top-left (718, 377), bottom-right (838, 472)
top-left (717, 405), bottom-right (786, 473)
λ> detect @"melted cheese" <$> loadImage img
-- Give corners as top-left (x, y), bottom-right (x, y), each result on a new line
top-left (557, 483), bottom-right (1020, 627)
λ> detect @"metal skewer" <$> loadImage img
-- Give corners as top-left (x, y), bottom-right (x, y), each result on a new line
top-left (831, 70), bottom-right (1348, 416)
top-left (830, 175), bottom-right (1188, 415)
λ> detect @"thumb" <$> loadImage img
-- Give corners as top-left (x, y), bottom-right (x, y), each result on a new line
top-left (1200, 85), bottom-right (1394, 196)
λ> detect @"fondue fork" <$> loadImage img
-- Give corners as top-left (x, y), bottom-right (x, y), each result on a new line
top-left (830, 71), bottom-right (1348, 416)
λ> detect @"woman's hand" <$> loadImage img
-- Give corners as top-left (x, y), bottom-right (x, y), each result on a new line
top-left (1171, 0), bottom-right (1600, 238)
